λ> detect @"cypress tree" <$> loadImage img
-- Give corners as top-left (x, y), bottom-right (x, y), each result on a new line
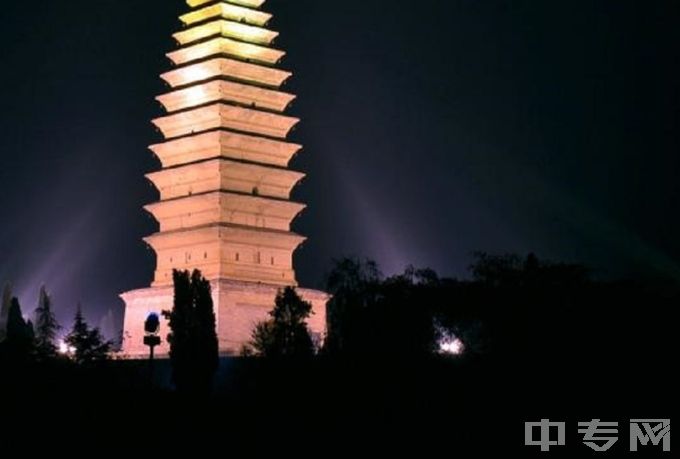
top-left (3, 297), bottom-right (35, 361)
top-left (164, 269), bottom-right (218, 394)
top-left (0, 283), bottom-right (11, 342)
top-left (34, 286), bottom-right (60, 360)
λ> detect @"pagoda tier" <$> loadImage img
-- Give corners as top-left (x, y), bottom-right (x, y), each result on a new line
top-left (149, 131), bottom-right (301, 168)
top-left (145, 224), bottom-right (305, 286)
top-left (167, 37), bottom-right (285, 66)
top-left (188, 0), bottom-right (266, 8)
top-left (161, 58), bottom-right (292, 88)
top-left (157, 79), bottom-right (296, 113)
top-left (144, 191), bottom-right (306, 233)
top-left (146, 158), bottom-right (305, 201)
top-left (181, 3), bottom-right (272, 27)
top-left (152, 103), bottom-right (299, 139)
top-left (173, 20), bottom-right (279, 46)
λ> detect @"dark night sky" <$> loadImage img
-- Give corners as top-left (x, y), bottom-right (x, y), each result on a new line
top-left (1, 0), bottom-right (679, 333)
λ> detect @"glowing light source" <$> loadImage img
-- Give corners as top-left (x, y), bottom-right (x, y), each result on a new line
top-left (58, 339), bottom-right (75, 355)
top-left (439, 337), bottom-right (465, 356)
top-left (435, 321), bottom-right (465, 356)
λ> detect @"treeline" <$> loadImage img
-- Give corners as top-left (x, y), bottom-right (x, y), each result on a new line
top-left (2, 252), bottom-right (675, 394)
top-left (243, 253), bottom-right (594, 360)
top-left (321, 252), bottom-right (591, 359)
top-left (318, 252), bottom-right (676, 370)
top-left (244, 252), bottom-right (676, 371)
top-left (0, 285), bottom-right (112, 366)
top-left (164, 251), bottom-right (678, 393)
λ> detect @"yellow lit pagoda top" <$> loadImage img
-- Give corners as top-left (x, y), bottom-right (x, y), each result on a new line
top-left (174, 20), bottom-right (279, 46)
top-left (181, 3), bottom-right (272, 27)
top-left (188, 0), bottom-right (266, 9)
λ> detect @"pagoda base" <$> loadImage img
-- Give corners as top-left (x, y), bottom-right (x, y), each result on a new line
top-left (120, 279), bottom-right (328, 358)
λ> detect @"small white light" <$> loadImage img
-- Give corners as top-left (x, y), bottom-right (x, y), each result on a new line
top-left (434, 321), bottom-right (465, 356)
top-left (58, 340), bottom-right (75, 355)
top-left (439, 337), bottom-right (464, 356)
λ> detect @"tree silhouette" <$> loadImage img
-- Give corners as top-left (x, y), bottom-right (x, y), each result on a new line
top-left (250, 287), bottom-right (314, 358)
top-left (64, 305), bottom-right (111, 364)
top-left (250, 321), bottom-right (276, 356)
top-left (164, 269), bottom-right (218, 394)
top-left (0, 283), bottom-right (11, 342)
top-left (324, 257), bottom-right (382, 355)
top-left (469, 252), bottom-right (589, 288)
top-left (469, 252), bottom-right (524, 287)
top-left (34, 286), bottom-right (60, 360)
top-left (2, 297), bottom-right (35, 361)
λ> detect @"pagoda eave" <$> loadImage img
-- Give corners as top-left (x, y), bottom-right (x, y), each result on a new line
top-left (156, 79), bottom-right (296, 113)
top-left (149, 131), bottom-right (302, 168)
top-left (181, 3), bottom-right (272, 28)
top-left (188, 0), bottom-right (267, 8)
top-left (144, 190), bottom-right (306, 220)
top-left (144, 224), bottom-right (307, 251)
top-left (173, 20), bottom-right (279, 46)
top-left (152, 103), bottom-right (300, 139)
top-left (160, 58), bottom-right (292, 88)
top-left (146, 158), bottom-right (305, 200)
top-left (167, 37), bottom-right (285, 66)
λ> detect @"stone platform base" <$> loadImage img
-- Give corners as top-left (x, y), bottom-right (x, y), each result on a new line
top-left (120, 279), bottom-right (328, 358)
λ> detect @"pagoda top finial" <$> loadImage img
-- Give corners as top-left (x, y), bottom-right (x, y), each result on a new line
top-left (187, 0), bottom-right (267, 9)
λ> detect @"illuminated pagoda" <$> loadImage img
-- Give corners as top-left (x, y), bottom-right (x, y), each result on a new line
top-left (121, 0), bottom-right (327, 356)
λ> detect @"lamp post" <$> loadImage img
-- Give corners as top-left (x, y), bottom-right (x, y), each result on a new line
top-left (143, 313), bottom-right (162, 386)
